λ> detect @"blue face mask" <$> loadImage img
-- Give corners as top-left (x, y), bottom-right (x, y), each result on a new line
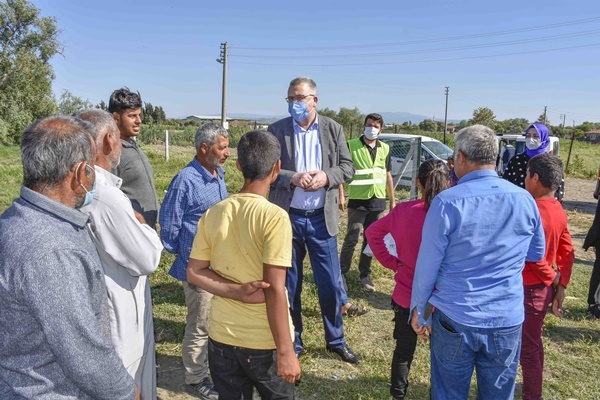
top-left (288, 100), bottom-right (312, 122)
top-left (75, 162), bottom-right (97, 208)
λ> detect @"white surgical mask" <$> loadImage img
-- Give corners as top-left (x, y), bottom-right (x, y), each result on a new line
top-left (526, 137), bottom-right (542, 150)
top-left (363, 126), bottom-right (380, 140)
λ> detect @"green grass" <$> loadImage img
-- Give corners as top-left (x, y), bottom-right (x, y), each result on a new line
top-left (1, 142), bottom-right (600, 399)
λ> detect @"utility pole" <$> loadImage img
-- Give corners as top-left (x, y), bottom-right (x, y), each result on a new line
top-left (543, 106), bottom-right (547, 125)
top-left (217, 42), bottom-right (228, 128)
top-left (566, 118), bottom-right (576, 171)
top-left (443, 86), bottom-right (449, 145)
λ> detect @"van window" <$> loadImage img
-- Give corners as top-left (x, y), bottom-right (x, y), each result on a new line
top-left (422, 141), bottom-right (453, 160)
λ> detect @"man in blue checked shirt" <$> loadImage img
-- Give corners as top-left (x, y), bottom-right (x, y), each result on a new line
top-left (410, 125), bottom-right (545, 400)
top-left (159, 123), bottom-right (230, 400)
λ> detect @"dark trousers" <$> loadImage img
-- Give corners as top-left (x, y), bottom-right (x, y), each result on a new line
top-left (588, 247), bottom-right (600, 305)
top-left (339, 208), bottom-right (385, 279)
top-left (208, 339), bottom-right (294, 400)
top-left (288, 211), bottom-right (345, 354)
top-left (520, 283), bottom-right (552, 400)
top-left (390, 300), bottom-right (418, 400)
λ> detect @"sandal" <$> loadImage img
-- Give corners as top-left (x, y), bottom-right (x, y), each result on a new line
top-left (343, 304), bottom-right (369, 317)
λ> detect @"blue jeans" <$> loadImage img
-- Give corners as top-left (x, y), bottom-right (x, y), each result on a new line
top-left (430, 310), bottom-right (522, 400)
top-left (288, 210), bottom-right (346, 354)
top-left (208, 339), bottom-right (294, 399)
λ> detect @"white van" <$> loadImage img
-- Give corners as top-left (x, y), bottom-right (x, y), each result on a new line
top-left (377, 133), bottom-right (453, 186)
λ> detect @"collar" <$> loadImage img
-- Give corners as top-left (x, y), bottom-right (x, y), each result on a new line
top-left (359, 135), bottom-right (380, 148)
top-left (120, 138), bottom-right (137, 148)
top-left (191, 157), bottom-right (226, 181)
top-left (292, 115), bottom-right (319, 132)
top-left (95, 165), bottom-right (122, 188)
top-left (457, 169), bottom-right (499, 184)
top-left (20, 186), bottom-right (89, 229)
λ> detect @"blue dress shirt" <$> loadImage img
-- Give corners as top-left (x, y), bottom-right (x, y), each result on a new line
top-left (291, 117), bottom-right (325, 210)
top-left (410, 169), bottom-right (545, 328)
top-left (159, 158), bottom-right (228, 281)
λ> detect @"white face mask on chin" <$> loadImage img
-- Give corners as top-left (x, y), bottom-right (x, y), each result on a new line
top-left (363, 126), bottom-right (379, 140)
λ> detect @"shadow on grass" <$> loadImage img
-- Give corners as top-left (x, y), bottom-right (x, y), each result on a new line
top-left (157, 351), bottom-right (432, 400)
top-left (545, 323), bottom-right (600, 343)
top-left (152, 281), bottom-right (185, 306)
top-left (156, 353), bottom-right (187, 400)
top-left (563, 199), bottom-right (597, 214)
top-left (575, 257), bottom-right (595, 267)
top-left (296, 367), bottom-right (430, 400)
top-left (154, 317), bottom-right (185, 345)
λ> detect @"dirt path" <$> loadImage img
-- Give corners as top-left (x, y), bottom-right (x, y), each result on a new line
top-left (156, 176), bottom-right (599, 399)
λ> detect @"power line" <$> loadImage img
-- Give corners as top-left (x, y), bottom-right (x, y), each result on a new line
top-left (231, 16), bottom-right (600, 51)
top-left (229, 42), bottom-right (600, 67)
top-left (229, 28), bottom-right (600, 59)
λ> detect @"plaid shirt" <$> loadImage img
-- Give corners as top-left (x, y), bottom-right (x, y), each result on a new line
top-left (159, 158), bottom-right (228, 281)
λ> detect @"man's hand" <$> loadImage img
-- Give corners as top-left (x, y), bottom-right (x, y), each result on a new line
top-left (238, 281), bottom-right (270, 304)
top-left (552, 270), bottom-right (561, 289)
top-left (133, 210), bottom-right (146, 225)
top-left (304, 171), bottom-right (329, 191)
top-left (134, 386), bottom-right (140, 400)
top-left (277, 352), bottom-right (301, 384)
top-left (290, 172), bottom-right (314, 189)
top-left (410, 307), bottom-right (430, 341)
top-left (338, 187), bottom-right (346, 211)
top-left (552, 285), bottom-right (566, 318)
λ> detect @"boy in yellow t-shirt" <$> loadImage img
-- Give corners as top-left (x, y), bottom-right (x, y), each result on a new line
top-left (187, 130), bottom-right (301, 399)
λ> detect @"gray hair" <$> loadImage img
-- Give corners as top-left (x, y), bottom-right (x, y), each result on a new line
top-left (73, 108), bottom-right (118, 146)
top-left (195, 122), bottom-right (229, 152)
top-left (454, 124), bottom-right (498, 165)
top-left (289, 77), bottom-right (317, 93)
top-left (21, 115), bottom-right (94, 190)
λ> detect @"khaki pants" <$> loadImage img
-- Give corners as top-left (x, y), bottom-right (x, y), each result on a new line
top-left (182, 281), bottom-right (212, 385)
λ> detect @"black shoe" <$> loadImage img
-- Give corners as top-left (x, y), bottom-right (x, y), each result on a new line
top-left (326, 344), bottom-right (360, 364)
top-left (589, 304), bottom-right (600, 318)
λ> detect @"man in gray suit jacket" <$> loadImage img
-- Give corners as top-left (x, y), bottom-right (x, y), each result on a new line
top-left (268, 77), bottom-right (359, 364)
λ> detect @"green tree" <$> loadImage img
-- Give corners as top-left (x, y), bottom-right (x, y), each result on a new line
top-left (143, 102), bottom-right (155, 124)
top-left (502, 118), bottom-right (530, 133)
top-left (0, 0), bottom-right (62, 142)
top-left (536, 113), bottom-right (550, 126)
top-left (96, 100), bottom-right (107, 111)
top-left (57, 89), bottom-right (93, 114)
top-left (318, 107), bottom-right (337, 120)
top-left (469, 107), bottom-right (496, 128)
top-left (418, 119), bottom-right (437, 132)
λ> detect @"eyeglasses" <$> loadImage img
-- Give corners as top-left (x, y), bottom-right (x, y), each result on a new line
top-left (285, 94), bottom-right (315, 103)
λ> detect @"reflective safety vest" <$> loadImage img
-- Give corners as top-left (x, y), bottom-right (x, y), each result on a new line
top-left (347, 138), bottom-right (389, 200)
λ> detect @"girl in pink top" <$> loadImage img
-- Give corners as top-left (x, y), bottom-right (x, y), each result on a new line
top-left (365, 159), bottom-right (449, 400)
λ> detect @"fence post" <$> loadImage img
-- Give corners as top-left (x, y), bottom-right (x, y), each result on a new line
top-left (165, 130), bottom-right (169, 162)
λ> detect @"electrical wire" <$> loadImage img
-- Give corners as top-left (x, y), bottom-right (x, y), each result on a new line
top-left (229, 42), bottom-right (600, 67)
top-left (231, 16), bottom-right (600, 51)
top-left (230, 29), bottom-right (600, 59)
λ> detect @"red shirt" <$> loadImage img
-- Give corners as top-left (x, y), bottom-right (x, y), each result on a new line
top-left (523, 197), bottom-right (574, 287)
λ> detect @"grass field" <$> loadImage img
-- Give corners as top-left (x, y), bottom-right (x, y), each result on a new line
top-left (1, 139), bottom-right (600, 399)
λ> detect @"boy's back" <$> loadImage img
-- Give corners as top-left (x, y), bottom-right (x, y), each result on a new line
top-left (190, 193), bottom-right (294, 349)
top-left (523, 194), bottom-right (573, 286)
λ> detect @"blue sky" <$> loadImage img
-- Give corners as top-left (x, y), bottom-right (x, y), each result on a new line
top-left (35, 0), bottom-right (600, 123)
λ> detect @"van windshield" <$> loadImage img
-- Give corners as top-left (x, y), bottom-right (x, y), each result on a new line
top-left (422, 141), bottom-right (454, 160)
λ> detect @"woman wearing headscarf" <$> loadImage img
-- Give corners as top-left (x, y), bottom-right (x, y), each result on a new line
top-left (503, 123), bottom-right (563, 201)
